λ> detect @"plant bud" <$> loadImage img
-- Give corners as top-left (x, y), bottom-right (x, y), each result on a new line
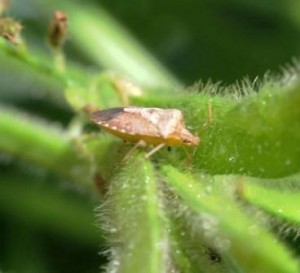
top-left (0, 17), bottom-right (22, 45)
top-left (48, 10), bottom-right (68, 49)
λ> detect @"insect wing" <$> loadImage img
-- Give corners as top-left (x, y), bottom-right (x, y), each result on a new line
top-left (91, 107), bottom-right (161, 137)
top-left (124, 107), bottom-right (183, 137)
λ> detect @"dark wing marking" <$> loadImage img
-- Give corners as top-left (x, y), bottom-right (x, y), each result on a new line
top-left (90, 108), bottom-right (124, 123)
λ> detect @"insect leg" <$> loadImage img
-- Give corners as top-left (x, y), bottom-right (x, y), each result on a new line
top-left (182, 145), bottom-right (192, 163)
top-left (122, 139), bottom-right (146, 162)
top-left (145, 143), bottom-right (166, 159)
top-left (183, 146), bottom-right (200, 168)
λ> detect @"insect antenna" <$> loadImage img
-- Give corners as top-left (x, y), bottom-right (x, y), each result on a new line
top-left (201, 101), bottom-right (213, 130)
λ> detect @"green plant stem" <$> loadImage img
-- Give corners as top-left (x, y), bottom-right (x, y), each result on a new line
top-left (103, 154), bottom-right (169, 273)
top-left (0, 106), bottom-right (92, 188)
top-left (0, 40), bottom-right (88, 99)
top-left (30, 0), bottom-right (181, 89)
top-left (0, 41), bottom-right (65, 87)
top-left (162, 165), bottom-right (298, 273)
top-left (241, 178), bottom-right (300, 224)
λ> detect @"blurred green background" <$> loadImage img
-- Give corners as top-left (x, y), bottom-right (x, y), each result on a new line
top-left (1, 0), bottom-right (300, 272)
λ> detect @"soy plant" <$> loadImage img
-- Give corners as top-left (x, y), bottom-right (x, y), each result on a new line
top-left (0, 3), bottom-right (300, 273)
top-left (96, 78), bottom-right (300, 273)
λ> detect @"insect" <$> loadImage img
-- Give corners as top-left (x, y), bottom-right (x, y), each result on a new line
top-left (89, 107), bottom-right (200, 158)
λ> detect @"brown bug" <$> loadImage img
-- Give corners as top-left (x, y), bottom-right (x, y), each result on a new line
top-left (90, 107), bottom-right (199, 158)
